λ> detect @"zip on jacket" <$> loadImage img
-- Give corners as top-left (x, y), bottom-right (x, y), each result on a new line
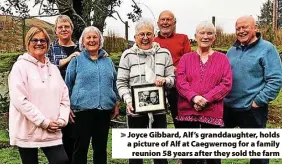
top-left (65, 49), bottom-right (120, 111)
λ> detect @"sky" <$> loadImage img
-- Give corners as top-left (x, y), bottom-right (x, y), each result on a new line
top-left (35, 0), bottom-right (268, 40)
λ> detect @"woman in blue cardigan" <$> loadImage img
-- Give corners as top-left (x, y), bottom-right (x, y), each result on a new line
top-left (65, 26), bottom-right (120, 164)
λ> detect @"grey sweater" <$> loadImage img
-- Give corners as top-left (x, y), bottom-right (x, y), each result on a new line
top-left (117, 42), bottom-right (175, 105)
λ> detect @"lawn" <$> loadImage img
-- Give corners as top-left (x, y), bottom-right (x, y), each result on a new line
top-left (0, 90), bottom-right (281, 164)
top-left (0, 52), bottom-right (281, 163)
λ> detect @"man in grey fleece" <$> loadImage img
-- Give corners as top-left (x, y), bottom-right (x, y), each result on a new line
top-left (117, 18), bottom-right (174, 164)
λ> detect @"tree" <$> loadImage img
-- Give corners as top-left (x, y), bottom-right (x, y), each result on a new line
top-left (0, 0), bottom-right (142, 40)
top-left (257, 0), bottom-right (273, 27)
top-left (257, 0), bottom-right (282, 28)
top-left (278, 0), bottom-right (282, 28)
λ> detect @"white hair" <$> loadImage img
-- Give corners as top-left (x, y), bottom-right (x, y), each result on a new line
top-left (195, 21), bottom-right (216, 34)
top-left (79, 26), bottom-right (104, 51)
top-left (135, 18), bottom-right (155, 34)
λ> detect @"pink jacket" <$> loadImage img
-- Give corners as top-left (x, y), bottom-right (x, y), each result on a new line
top-left (8, 53), bottom-right (70, 148)
top-left (176, 51), bottom-right (232, 119)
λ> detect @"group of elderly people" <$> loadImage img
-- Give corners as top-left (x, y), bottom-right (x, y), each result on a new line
top-left (8, 9), bottom-right (282, 165)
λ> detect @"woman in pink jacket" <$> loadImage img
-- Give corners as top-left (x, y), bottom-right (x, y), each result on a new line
top-left (8, 26), bottom-right (70, 164)
top-left (176, 21), bottom-right (232, 164)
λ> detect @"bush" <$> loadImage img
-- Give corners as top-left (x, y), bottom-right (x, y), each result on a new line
top-left (103, 30), bottom-right (127, 54)
top-left (0, 92), bottom-right (9, 114)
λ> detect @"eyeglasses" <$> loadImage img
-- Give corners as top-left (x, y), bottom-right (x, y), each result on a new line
top-left (137, 32), bottom-right (153, 38)
top-left (57, 25), bottom-right (71, 31)
top-left (30, 38), bottom-right (47, 45)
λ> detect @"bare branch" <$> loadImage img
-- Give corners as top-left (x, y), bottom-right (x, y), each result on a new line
top-left (113, 11), bottom-right (128, 26)
top-left (33, 0), bottom-right (42, 7)
top-left (131, 0), bottom-right (138, 8)
top-left (28, 13), bottom-right (60, 18)
top-left (38, 0), bottom-right (44, 15)
top-left (73, 13), bottom-right (87, 27)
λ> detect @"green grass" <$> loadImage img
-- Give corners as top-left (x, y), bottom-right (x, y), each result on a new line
top-left (0, 92), bottom-right (280, 164)
top-left (0, 130), bottom-right (8, 143)
top-left (0, 128), bottom-right (281, 164)
top-left (0, 52), bottom-right (281, 163)
top-left (0, 110), bottom-right (281, 164)
top-left (271, 90), bottom-right (282, 106)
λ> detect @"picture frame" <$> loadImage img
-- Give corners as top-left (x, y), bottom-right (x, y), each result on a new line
top-left (131, 83), bottom-right (167, 114)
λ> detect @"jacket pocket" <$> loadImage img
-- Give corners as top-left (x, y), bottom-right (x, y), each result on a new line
top-left (30, 127), bottom-right (62, 142)
top-left (27, 125), bottom-right (37, 137)
top-left (16, 120), bottom-right (37, 140)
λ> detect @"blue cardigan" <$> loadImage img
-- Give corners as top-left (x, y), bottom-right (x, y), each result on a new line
top-left (65, 49), bottom-right (119, 111)
top-left (225, 34), bottom-right (282, 110)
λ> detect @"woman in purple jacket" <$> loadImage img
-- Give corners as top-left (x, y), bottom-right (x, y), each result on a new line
top-left (176, 21), bottom-right (232, 164)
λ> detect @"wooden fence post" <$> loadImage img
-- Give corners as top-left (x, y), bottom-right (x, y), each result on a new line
top-left (22, 17), bottom-right (26, 51)
top-left (212, 16), bottom-right (215, 26)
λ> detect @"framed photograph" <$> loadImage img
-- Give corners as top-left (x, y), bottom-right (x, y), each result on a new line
top-left (131, 83), bottom-right (167, 114)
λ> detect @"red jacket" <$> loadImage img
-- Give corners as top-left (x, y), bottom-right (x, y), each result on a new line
top-left (154, 33), bottom-right (191, 67)
top-left (176, 51), bottom-right (232, 119)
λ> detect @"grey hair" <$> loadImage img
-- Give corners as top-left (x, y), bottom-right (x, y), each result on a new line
top-left (79, 26), bottom-right (104, 51)
top-left (135, 18), bottom-right (155, 34)
top-left (55, 15), bottom-right (74, 30)
top-left (195, 21), bottom-right (216, 34)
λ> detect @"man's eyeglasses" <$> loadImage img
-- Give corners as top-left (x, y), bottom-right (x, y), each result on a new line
top-left (30, 38), bottom-right (47, 45)
top-left (137, 32), bottom-right (153, 38)
top-left (57, 25), bottom-right (71, 31)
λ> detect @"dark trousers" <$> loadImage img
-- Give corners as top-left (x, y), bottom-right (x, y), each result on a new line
top-left (18, 145), bottom-right (68, 164)
top-left (167, 87), bottom-right (183, 128)
top-left (224, 106), bottom-right (269, 164)
top-left (180, 122), bottom-right (221, 164)
top-left (62, 123), bottom-right (74, 162)
top-left (72, 110), bottom-right (111, 164)
top-left (127, 114), bottom-right (168, 164)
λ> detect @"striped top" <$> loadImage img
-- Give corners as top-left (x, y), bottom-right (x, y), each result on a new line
top-left (117, 42), bottom-right (175, 115)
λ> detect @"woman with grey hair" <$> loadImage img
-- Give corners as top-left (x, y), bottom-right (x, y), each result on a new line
top-left (117, 18), bottom-right (175, 164)
top-left (65, 26), bottom-right (120, 164)
top-left (176, 21), bottom-right (232, 164)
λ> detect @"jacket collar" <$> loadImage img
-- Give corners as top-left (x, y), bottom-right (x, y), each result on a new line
top-left (157, 31), bottom-right (175, 39)
top-left (83, 49), bottom-right (107, 60)
top-left (233, 32), bottom-right (261, 50)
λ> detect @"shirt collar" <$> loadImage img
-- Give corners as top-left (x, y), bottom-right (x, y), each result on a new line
top-left (53, 38), bottom-right (79, 48)
top-left (157, 31), bottom-right (175, 39)
top-left (233, 32), bottom-right (261, 50)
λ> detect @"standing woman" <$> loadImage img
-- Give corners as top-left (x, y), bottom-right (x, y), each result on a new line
top-left (8, 26), bottom-right (70, 164)
top-left (47, 14), bottom-right (79, 162)
top-left (176, 21), bottom-right (232, 164)
top-left (65, 26), bottom-right (120, 164)
top-left (117, 18), bottom-right (175, 164)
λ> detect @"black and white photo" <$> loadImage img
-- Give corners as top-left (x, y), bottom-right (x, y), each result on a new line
top-left (131, 83), bottom-right (166, 113)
